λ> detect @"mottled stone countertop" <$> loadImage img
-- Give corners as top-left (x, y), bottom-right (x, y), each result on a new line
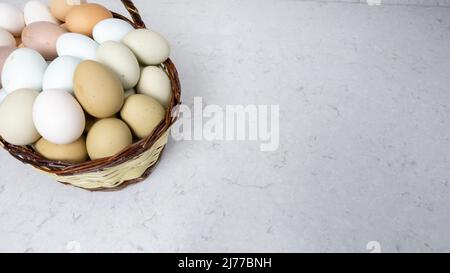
top-left (0, 0), bottom-right (449, 252)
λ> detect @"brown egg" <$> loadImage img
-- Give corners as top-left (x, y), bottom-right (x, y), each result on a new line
top-left (86, 118), bottom-right (132, 160)
top-left (74, 60), bottom-right (124, 118)
top-left (60, 23), bottom-right (68, 31)
top-left (35, 136), bottom-right (88, 164)
top-left (0, 46), bottom-right (16, 87)
top-left (121, 94), bottom-right (166, 139)
top-left (18, 43), bottom-right (24, 48)
top-left (65, 3), bottom-right (112, 37)
top-left (22, 22), bottom-right (67, 60)
top-left (50, 0), bottom-right (87, 22)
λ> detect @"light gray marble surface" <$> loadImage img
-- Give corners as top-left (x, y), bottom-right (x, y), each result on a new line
top-left (0, 0), bottom-right (450, 253)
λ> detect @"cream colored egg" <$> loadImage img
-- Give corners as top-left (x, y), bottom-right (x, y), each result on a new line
top-left (137, 66), bottom-right (172, 108)
top-left (86, 118), bottom-right (132, 160)
top-left (35, 136), bottom-right (88, 163)
top-left (0, 89), bottom-right (40, 145)
top-left (122, 29), bottom-right (170, 65)
top-left (96, 41), bottom-right (140, 89)
top-left (120, 94), bottom-right (165, 139)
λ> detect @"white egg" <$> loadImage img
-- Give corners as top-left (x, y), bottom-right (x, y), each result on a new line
top-left (33, 89), bottom-right (85, 145)
top-left (0, 29), bottom-right (15, 47)
top-left (24, 1), bottom-right (59, 25)
top-left (0, 3), bottom-right (25, 36)
top-left (43, 56), bottom-right (82, 93)
top-left (0, 89), bottom-right (40, 146)
top-left (1, 48), bottom-right (48, 94)
top-left (56, 33), bottom-right (99, 60)
top-left (96, 41), bottom-right (140, 89)
top-left (137, 66), bottom-right (172, 108)
top-left (123, 29), bottom-right (170, 65)
top-left (93, 18), bottom-right (134, 44)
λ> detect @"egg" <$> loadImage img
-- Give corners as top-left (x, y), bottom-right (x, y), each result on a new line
top-left (24, 1), bottom-right (59, 25)
top-left (121, 94), bottom-right (165, 139)
top-left (43, 56), bottom-right (81, 92)
top-left (122, 29), bottom-right (170, 65)
top-left (0, 89), bottom-right (40, 145)
top-left (93, 18), bottom-right (134, 44)
top-left (56, 33), bottom-right (98, 60)
top-left (33, 89), bottom-right (85, 145)
top-left (96, 41), bottom-right (140, 89)
top-left (74, 60), bottom-right (124, 118)
top-left (22, 22), bottom-right (67, 60)
top-left (35, 136), bottom-right (88, 163)
top-left (137, 66), bottom-right (172, 108)
top-left (66, 3), bottom-right (113, 37)
top-left (86, 118), bottom-right (132, 160)
top-left (0, 29), bottom-right (15, 48)
top-left (0, 46), bottom-right (16, 88)
top-left (50, 0), bottom-right (87, 22)
top-left (1, 48), bottom-right (47, 94)
top-left (0, 3), bottom-right (25, 36)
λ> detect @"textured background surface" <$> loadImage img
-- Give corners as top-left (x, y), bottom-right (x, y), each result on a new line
top-left (0, 0), bottom-right (450, 253)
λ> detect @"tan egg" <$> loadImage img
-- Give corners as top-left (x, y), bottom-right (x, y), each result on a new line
top-left (74, 60), bottom-right (124, 118)
top-left (86, 118), bottom-right (132, 160)
top-left (22, 22), bottom-right (67, 60)
top-left (35, 136), bottom-right (88, 164)
top-left (50, 0), bottom-right (86, 22)
top-left (65, 3), bottom-right (112, 37)
top-left (120, 94), bottom-right (165, 139)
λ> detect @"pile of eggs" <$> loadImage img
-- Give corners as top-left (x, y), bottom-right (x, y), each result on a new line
top-left (0, 0), bottom-right (172, 163)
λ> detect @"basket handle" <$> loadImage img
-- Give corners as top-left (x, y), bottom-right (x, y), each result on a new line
top-left (120, 0), bottom-right (146, 28)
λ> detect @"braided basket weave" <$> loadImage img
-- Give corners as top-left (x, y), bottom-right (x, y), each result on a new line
top-left (0, 0), bottom-right (182, 191)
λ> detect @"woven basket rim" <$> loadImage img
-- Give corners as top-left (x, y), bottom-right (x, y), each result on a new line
top-left (0, 0), bottom-right (182, 178)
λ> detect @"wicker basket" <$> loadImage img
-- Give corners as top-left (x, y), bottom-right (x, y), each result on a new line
top-left (0, 0), bottom-right (182, 191)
